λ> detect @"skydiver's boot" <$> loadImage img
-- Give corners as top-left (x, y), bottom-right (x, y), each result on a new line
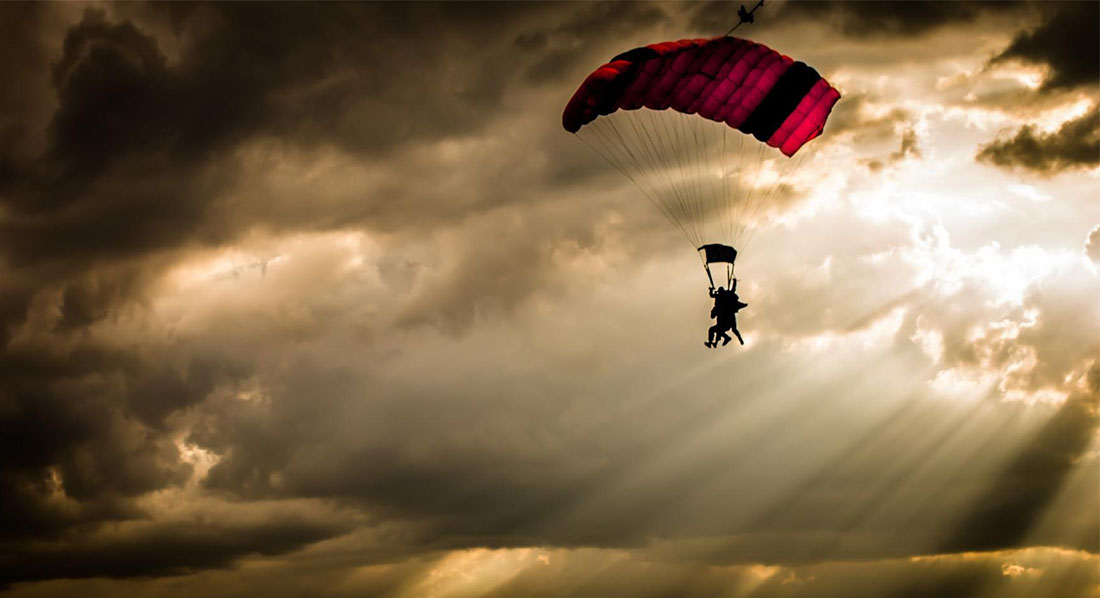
top-left (733, 330), bottom-right (744, 345)
top-left (721, 334), bottom-right (732, 346)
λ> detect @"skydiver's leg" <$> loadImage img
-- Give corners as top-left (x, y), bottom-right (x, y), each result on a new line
top-left (707, 324), bottom-right (721, 348)
top-left (716, 318), bottom-right (732, 346)
top-left (732, 326), bottom-right (744, 345)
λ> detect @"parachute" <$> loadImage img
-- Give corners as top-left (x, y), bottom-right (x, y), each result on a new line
top-left (562, 36), bottom-right (840, 286)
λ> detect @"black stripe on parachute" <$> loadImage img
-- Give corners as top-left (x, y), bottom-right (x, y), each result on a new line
top-left (741, 61), bottom-right (822, 143)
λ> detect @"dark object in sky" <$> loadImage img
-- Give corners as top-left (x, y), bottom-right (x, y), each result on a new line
top-left (738, 4), bottom-right (755, 25)
top-left (727, 1), bottom-right (765, 35)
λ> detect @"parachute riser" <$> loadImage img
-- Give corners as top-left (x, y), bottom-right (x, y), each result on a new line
top-left (703, 262), bottom-right (716, 290)
top-left (701, 260), bottom-right (735, 294)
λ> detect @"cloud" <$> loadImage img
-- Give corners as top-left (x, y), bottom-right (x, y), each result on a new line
top-left (4, 544), bottom-right (1096, 598)
top-left (1087, 225), bottom-right (1100, 264)
top-left (863, 126), bottom-right (924, 172)
top-left (0, 332), bottom-right (244, 540)
top-left (991, 1), bottom-right (1100, 91)
top-left (0, 506), bottom-right (350, 587)
top-left (518, 2), bottom-right (667, 84)
top-left (941, 366), bottom-right (1100, 553)
top-left (976, 106), bottom-right (1100, 175)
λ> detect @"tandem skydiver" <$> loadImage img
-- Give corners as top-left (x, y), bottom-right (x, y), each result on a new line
top-left (705, 279), bottom-right (747, 348)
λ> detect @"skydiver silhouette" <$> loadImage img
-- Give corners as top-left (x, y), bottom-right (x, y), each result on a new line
top-left (705, 280), bottom-right (747, 348)
top-left (738, 4), bottom-right (754, 25)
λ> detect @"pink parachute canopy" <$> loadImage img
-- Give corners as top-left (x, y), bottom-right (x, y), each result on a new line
top-left (562, 37), bottom-right (840, 157)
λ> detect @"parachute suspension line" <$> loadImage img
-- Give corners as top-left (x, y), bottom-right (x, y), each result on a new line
top-left (695, 119), bottom-right (711, 241)
top-left (725, 0), bottom-right (765, 36)
top-left (721, 122), bottom-right (730, 244)
top-left (607, 114), bottom-right (664, 219)
top-left (702, 260), bottom-right (716, 290)
top-left (660, 109), bottom-right (704, 245)
top-left (705, 116), bottom-right (726, 246)
top-left (731, 141), bottom-right (766, 244)
top-left (698, 117), bottom-right (717, 243)
top-left (692, 115), bottom-right (710, 245)
top-left (650, 111), bottom-right (693, 242)
top-left (736, 143), bottom-right (768, 243)
top-left (657, 109), bottom-right (701, 244)
top-left (581, 121), bottom-right (696, 245)
top-left (731, 131), bottom-right (748, 244)
top-left (585, 113), bottom-right (704, 248)
top-left (663, 111), bottom-right (705, 245)
top-left (687, 114), bottom-right (714, 245)
top-left (578, 111), bottom-right (819, 258)
top-left (740, 149), bottom-right (811, 249)
top-left (629, 109), bottom-right (695, 245)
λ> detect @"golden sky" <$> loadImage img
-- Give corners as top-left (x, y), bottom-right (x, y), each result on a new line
top-left (0, 2), bottom-right (1097, 597)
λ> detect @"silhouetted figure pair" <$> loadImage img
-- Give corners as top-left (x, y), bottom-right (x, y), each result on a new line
top-left (706, 280), bottom-right (747, 348)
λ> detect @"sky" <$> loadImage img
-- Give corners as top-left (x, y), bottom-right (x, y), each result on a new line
top-left (0, 2), bottom-right (1097, 597)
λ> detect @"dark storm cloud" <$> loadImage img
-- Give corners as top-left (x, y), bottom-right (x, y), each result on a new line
top-left (0, 331), bottom-right (250, 534)
top-left (863, 127), bottom-right (923, 172)
top-left (0, 3), bottom-right (664, 573)
top-left (517, 2), bottom-right (667, 84)
top-left (55, 267), bottom-right (147, 332)
top-left (0, 3), bottom-right (57, 187)
top-left (991, 1), bottom-right (1100, 91)
top-left (690, 1), bottom-right (1025, 39)
top-left (0, 515), bottom-right (350, 587)
top-left (812, 94), bottom-right (921, 170)
top-left (940, 366), bottom-right (1100, 553)
top-left (0, 1), bottom-right (670, 301)
top-left (2, 4), bottom-right (531, 266)
top-left (38, 9), bottom-right (175, 211)
top-left (976, 106), bottom-right (1099, 175)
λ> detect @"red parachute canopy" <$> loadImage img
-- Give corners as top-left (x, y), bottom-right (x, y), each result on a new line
top-left (562, 37), bottom-right (840, 157)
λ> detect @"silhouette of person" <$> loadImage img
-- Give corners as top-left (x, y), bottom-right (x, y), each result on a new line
top-left (738, 4), bottom-right (754, 25)
top-left (705, 279), bottom-right (747, 348)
